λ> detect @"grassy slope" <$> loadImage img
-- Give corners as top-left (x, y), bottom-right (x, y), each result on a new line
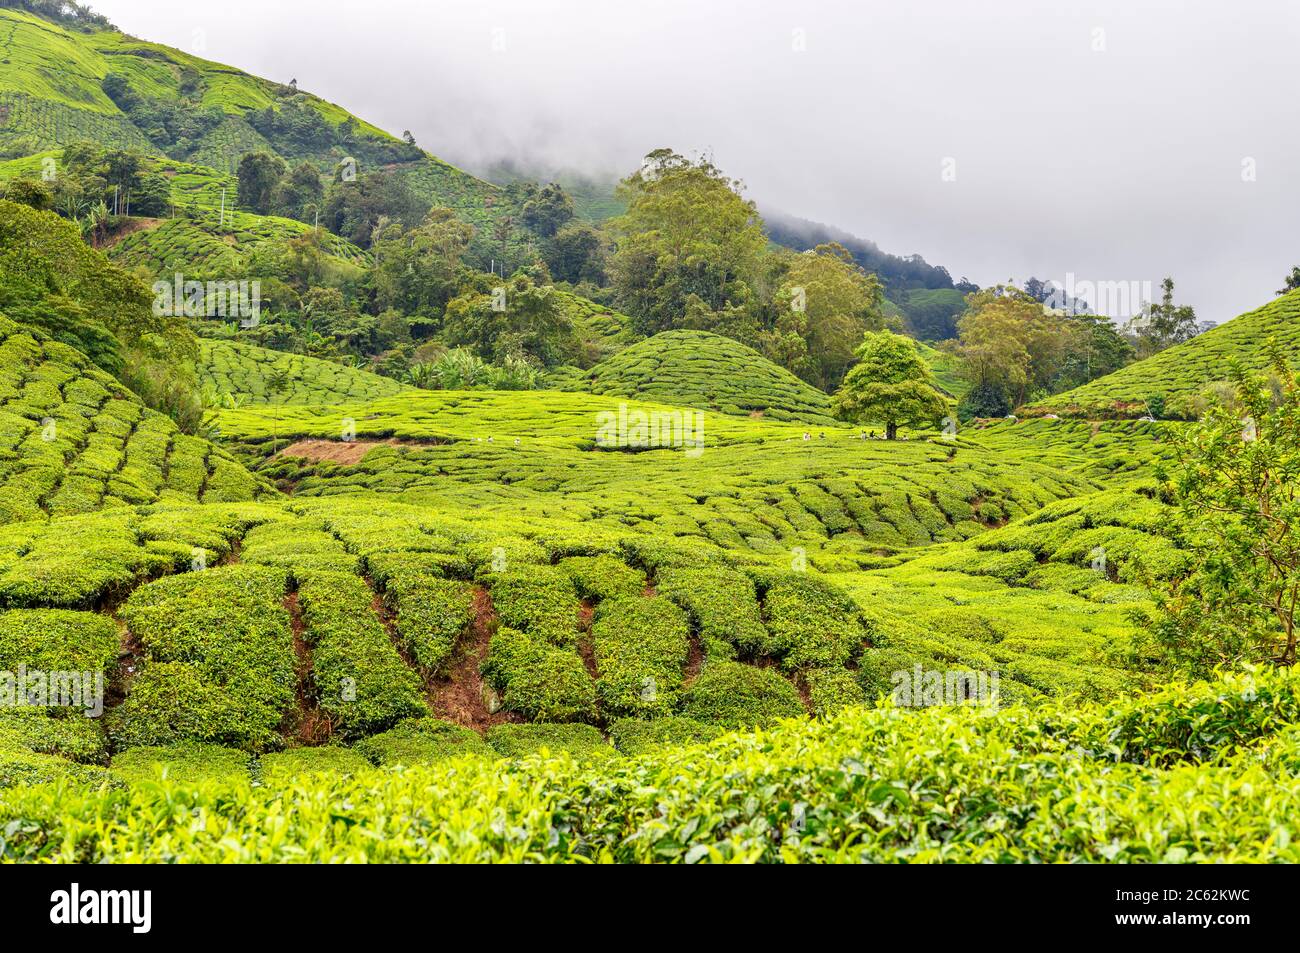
top-left (0, 8), bottom-right (517, 242)
top-left (571, 329), bottom-right (838, 426)
top-left (200, 338), bottom-right (410, 405)
top-left (0, 312), bottom-right (272, 522)
top-left (913, 339), bottom-right (969, 399)
top-left (1028, 289), bottom-right (1300, 418)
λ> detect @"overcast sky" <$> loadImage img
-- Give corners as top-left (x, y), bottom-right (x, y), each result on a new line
top-left (93, 0), bottom-right (1300, 323)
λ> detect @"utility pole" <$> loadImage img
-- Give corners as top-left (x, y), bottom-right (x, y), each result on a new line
top-left (219, 187), bottom-right (226, 227)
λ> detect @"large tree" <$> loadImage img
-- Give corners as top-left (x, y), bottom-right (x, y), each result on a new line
top-left (832, 330), bottom-right (950, 440)
top-left (236, 152), bottom-right (288, 216)
top-left (442, 273), bottom-right (575, 367)
top-left (609, 149), bottom-right (767, 335)
top-left (369, 206), bottom-right (474, 319)
top-left (1134, 343), bottom-right (1300, 674)
top-left (1131, 277), bottom-right (1197, 359)
top-left (520, 182), bottom-right (575, 238)
top-left (955, 285), bottom-right (1077, 412)
top-left (545, 221), bottom-right (606, 284)
top-left (769, 243), bottom-right (889, 390)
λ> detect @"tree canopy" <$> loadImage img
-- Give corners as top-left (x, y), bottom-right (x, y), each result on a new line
top-left (831, 330), bottom-right (950, 439)
top-left (1136, 343), bottom-right (1300, 674)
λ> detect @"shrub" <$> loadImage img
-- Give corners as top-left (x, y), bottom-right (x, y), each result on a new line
top-left (680, 661), bottom-right (805, 729)
top-left (384, 576), bottom-right (474, 675)
top-left (111, 743), bottom-right (251, 786)
top-left (354, 718), bottom-right (494, 766)
top-left (608, 716), bottom-right (724, 756)
top-left (592, 597), bottom-right (690, 718)
top-left (486, 723), bottom-right (617, 764)
top-left (657, 566), bottom-right (764, 658)
top-left (0, 608), bottom-right (119, 676)
top-left (486, 566), bottom-right (578, 646)
top-left (559, 554), bottom-right (645, 602)
top-left (0, 708), bottom-right (108, 765)
top-left (113, 566), bottom-right (295, 752)
top-left (296, 571), bottom-right (426, 737)
top-left (259, 746), bottom-right (372, 783)
top-left (806, 668), bottom-right (867, 718)
top-left (481, 627), bottom-right (597, 723)
top-left (759, 572), bottom-right (866, 670)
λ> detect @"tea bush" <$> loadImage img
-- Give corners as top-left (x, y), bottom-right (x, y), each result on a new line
top-left (759, 572), bottom-right (867, 670)
top-left (354, 717), bottom-right (494, 766)
top-left (486, 566), bottom-right (579, 647)
top-left (481, 626), bottom-right (597, 723)
top-left (111, 565), bottom-right (295, 751)
top-left (591, 596), bottom-right (690, 718)
top-left (0, 608), bottom-right (119, 676)
top-left (384, 575), bottom-right (474, 675)
top-left (111, 743), bottom-right (251, 786)
top-left (486, 722), bottom-right (617, 764)
top-left (680, 661), bottom-right (806, 729)
top-left (295, 570), bottom-right (426, 737)
top-left (258, 746), bottom-right (372, 782)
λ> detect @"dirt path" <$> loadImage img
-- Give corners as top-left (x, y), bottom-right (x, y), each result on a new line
top-left (102, 622), bottom-right (144, 715)
top-left (577, 600), bottom-right (599, 679)
top-left (427, 587), bottom-right (518, 732)
top-left (682, 633), bottom-right (705, 689)
top-left (275, 437), bottom-right (448, 466)
top-left (285, 592), bottom-right (330, 745)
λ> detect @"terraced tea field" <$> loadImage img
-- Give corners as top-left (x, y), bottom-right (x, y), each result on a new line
top-left (570, 329), bottom-right (839, 424)
top-left (0, 314), bottom-right (272, 523)
top-left (1, 0), bottom-right (1293, 875)
top-left (106, 212), bottom-right (368, 280)
top-left (200, 339), bottom-right (410, 405)
top-left (1029, 288), bottom-right (1300, 419)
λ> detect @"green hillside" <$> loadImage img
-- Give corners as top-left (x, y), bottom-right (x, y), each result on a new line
top-left (105, 212), bottom-right (366, 279)
top-left (200, 338), bottom-right (410, 405)
top-left (913, 339), bottom-right (969, 399)
top-left (571, 330), bottom-right (838, 425)
top-left (556, 290), bottom-right (640, 356)
top-left (208, 387), bottom-right (1095, 575)
top-left (0, 312), bottom-right (272, 522)
top-left (1028, 289), bottom-right (1300, 419)
top-left (0, 6), bottom-right (522, 252)
top-left (1, 1), bottom-right (1297, 876)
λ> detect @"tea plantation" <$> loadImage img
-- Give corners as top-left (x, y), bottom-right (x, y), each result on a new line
top-left (0, 313), bottom-right (273, 522)
top-left (0, 2), bottom-right (1295, 869)
top-left (200, 339), bottom-right (410, 406)
top-left (566, 329), bottom-right (839, 424)
top-left (1028, 288), bottom-right (1300, 419)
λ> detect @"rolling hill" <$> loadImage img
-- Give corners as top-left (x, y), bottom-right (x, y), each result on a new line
top-left (569, 330), bottom-right (839, 425)
top-left (200, 338), bottom-right (411, 405)
top-left (0, 6), bottom-right (527, 258)
top-left (0, 311), bottom-right (273, 522)
top-left (1027, 289), bottom-right (1300, 419)
top-left (0, 1), bottom-right (1295, 874)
